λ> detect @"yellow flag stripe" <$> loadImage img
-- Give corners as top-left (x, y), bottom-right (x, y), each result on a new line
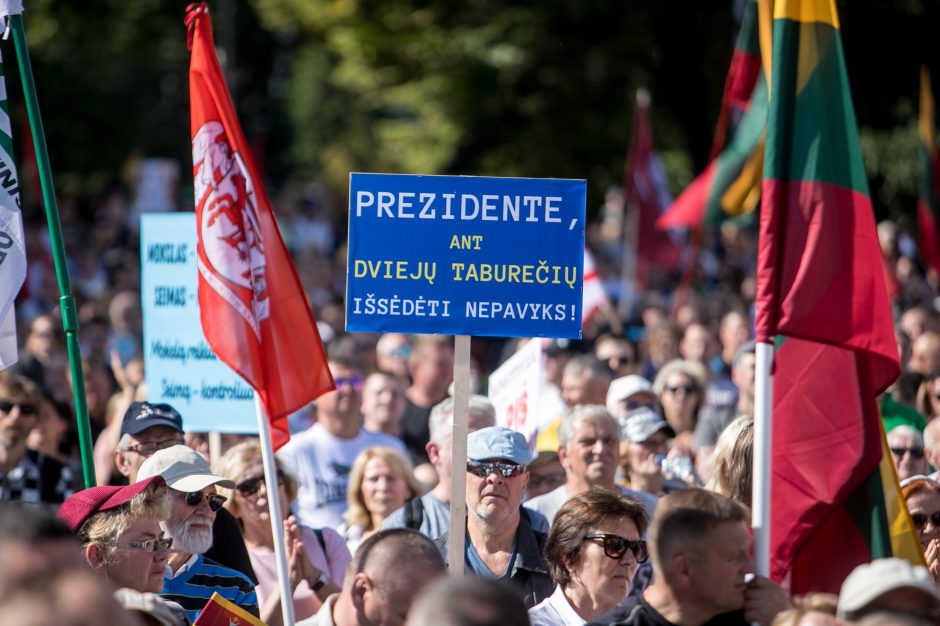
top-left (774, 0), bottom-right (840, 29)
top-left (878, 424), bottom-right (927, 566)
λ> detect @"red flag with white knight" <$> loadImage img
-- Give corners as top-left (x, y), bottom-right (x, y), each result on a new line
top-left (185, 2), bottom-right (333, 449)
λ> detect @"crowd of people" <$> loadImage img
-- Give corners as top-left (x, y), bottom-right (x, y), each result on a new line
top-left (1, 176), bottom-right (940, 625)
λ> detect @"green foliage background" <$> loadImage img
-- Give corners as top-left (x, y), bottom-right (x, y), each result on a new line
top-left (10, 0), bottom-right (939, 222)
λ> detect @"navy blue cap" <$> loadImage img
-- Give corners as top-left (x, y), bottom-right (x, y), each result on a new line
top-left (119, 402), bottom-right (184, 437)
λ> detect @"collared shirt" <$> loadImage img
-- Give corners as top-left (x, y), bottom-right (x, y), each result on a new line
top-left (435, 508), bottom-right (553, 609)
top-left (529, 585), bottom-right (587, 626)
top-left (164, 552), bottom-right (199, 579)
top-left (160, 553), bottom-right (258, 623)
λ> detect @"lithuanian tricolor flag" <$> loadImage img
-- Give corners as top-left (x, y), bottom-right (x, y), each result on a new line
top-left (917, 66), bottom-right (940, 276)
top-left (657, 0), bottom-right (766, 230)
top-left (755, 0), bottom-right (921, 594)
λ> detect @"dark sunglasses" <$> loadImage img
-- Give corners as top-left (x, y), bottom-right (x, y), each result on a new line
top-left (665, 385), bottom-right (696, 395)
top-left (584, 533), bottom-right (649, 563)
top-left (910, 511), bottom-right (940, 531)
top-left (890, 447), bottom-right (924, 459)
top-left (334, 375), bottom-right (364, 392)
top-left (180, 491), bottom-right (227, 512)
top-left (466, 460), bottom-right (527, 478)
top-left (0, 401), bottom-right (37, 416)
top-left (623, 398), bottom-right (655, 411)
top-left (236, 470), bottom-right (285, 497)
top-left (607, 356), bottom-right (635, 367)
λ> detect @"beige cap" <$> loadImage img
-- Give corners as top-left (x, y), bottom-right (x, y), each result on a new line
top-left (137, 444), bottom-right (235, 492)
top-left (837, 558), bottom-right (940, 617)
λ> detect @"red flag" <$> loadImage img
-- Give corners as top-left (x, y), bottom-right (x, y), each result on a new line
top-left (186, 3), bottom-right (333, 449)
top-left (624, 90), bottom-right (681, 287)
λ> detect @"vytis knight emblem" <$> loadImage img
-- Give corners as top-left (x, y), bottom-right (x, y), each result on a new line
top-left (192, 121), bottom-right (270, 337)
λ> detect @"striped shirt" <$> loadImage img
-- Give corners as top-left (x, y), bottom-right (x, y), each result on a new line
top-left (161, 553), bottom-right (258, 622)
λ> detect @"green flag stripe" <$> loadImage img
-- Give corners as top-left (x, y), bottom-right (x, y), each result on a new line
top-left (735, 0), bottom-right (760, 56)
top-left (765, 18), bottom-right (868, 195)
top-left (704, 74), bottom-right (768, 226)
top-left (845, 467), bottom-right (893, 560)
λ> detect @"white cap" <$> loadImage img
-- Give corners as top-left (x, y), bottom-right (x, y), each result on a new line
top-left (837, 558), bottom-right (940, 617)
top-left (606, 375), bottom-right (655, 414)
top-left (137, 444), bottom-right (235, 492)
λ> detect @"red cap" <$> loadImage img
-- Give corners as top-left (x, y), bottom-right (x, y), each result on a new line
top-left (57, 476), bottom-right (165, 532)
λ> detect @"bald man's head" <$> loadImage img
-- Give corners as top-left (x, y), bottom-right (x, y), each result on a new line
top-left (911, 332), bottom-right (940, 375)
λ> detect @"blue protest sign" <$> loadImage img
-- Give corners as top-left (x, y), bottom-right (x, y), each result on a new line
top-left (140, 213), bottom-right (257, 433)
top-left (346, 173), bottom-right (586, 338)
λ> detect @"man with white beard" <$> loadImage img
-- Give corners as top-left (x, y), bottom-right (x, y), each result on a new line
top-left (138, 445), bottom-right (258, 622)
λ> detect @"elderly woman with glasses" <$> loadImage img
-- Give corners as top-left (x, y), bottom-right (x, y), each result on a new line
top-left (652, 359), bottom-right (707, 447)
top-left (216, 441), bottom-right (351, 625)
top-left (900, 475), bottom-right (940, 583)
top-left (530, 487), bottom-right (649, 625)
top-left (57, 476), bottom-right (174, 594)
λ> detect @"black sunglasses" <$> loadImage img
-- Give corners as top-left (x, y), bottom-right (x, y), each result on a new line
top-left (0, 400), bottom-right (37, 416)
top-left (890, 446), bottom-right (924, 459)
top-left (665, 385), bottom-right (696, 395)
top-left (466, 460), bottom-right (527, 478)
top-left (236, 470), bottom-right (285, 497)
top-left (180, 491), bottom-right (227, 512)
top-left (584, 533), bottom-right (649, 563)
top-left (910, 511), bottom-right (940, 531)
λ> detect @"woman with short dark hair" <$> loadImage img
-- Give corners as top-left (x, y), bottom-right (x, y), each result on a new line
top-left (530, 487), bottom-right (649, 625)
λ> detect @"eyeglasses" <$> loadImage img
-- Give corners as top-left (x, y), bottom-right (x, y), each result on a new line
top-left (890, 447), bottom-right (924, 459)
top-left (583, 533), bottom-right (649, 563)
top-left (910, 511), bottom-right (940, 531)
top-left (466, 460), bottom-right (527, 478)
top-left (334, 375), bottom-right (364, 392)
top-left (122, 438), bottom-right (184, 457)
top-left (607, 356), bottom-right (635, 367)
top-left (665, 385), bottom-right (696, 396)
top-left (622, 398), bottom-right (655, 411)
top-left (106, 537), bottom-right (174, 553)
top-left (179, 491), bottom-right (227, 512)
top-left (236, 470), bottom-right (285, 497)
top-left (0, 401), bottom-right (37, 416)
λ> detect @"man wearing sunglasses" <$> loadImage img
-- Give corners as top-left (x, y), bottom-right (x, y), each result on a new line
top-left (282, 358), bottom-right (407, 530)
top-left (0, 375), bottom-right (76, 504)
top-left (436, 426), bottom-right (553, 609)
top-left (138, 444), bottom-right (258, 622)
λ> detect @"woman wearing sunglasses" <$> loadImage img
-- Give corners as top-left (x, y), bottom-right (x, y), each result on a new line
top-left (216, 441), bottom-right (351, 625)
top-left (57, 476), bottom-right (174, 594)
top-left (900, 475), bottom-right (940, 583)
top-left (531, 487), bottom-right (650, 625)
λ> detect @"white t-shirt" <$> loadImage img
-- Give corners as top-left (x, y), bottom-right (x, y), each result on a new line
top-left (529, 585), bottom-right (586, 626)
top-left (280, 424), bottom-right (407, 529)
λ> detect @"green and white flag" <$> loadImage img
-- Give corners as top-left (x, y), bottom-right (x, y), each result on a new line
top-left (0, 49), bottom-right (26, 369)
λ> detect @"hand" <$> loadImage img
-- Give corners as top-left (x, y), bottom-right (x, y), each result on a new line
top-left (926, 539), bottom-right (940, 582)
top-left (743, 575), bottom-right (789, 626)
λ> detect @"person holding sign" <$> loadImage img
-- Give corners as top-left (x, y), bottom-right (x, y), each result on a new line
top-left (435, 426), bottom-right (553, 609)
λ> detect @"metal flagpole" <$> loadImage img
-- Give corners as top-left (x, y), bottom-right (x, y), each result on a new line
top-left (448, 335), bottom-right (471, 574)
top-left (752, 340), bottom-right (774, 577)
top-left (255, 395), bottom-right (296, 626)
top-left (7, 5), bottom-right (94, 488)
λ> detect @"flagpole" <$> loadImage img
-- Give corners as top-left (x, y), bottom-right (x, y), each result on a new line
top-left (618, 89), bottom-right (647, 320)
top-left (448, 334), bottom-right (470, 575)
top-left (8, 9), bottom-right (94, 488)
top-left (752, 340), bottom-right (774, 577)
top-left (255, 394), bottom-right (296, 626)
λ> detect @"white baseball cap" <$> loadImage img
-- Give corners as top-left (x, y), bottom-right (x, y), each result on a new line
top-left (837, 558), bottom-right (940, 617)
top-left (606, 375), bottom-right (655, 414)
top-left (137, 444), bottom-right (235, 492)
